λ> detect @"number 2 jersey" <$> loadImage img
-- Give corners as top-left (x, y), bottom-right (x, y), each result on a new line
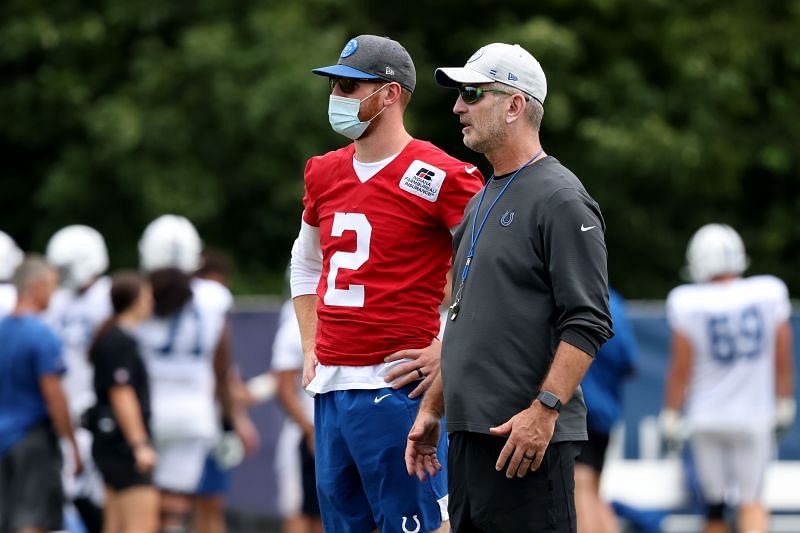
top-left (302, 140), bottom-right (483, 366)
top-left (666, 275), bottom-right (790, 430)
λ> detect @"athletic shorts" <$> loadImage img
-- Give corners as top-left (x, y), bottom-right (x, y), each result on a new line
top-left (195, 452), bottom-right (231, 496)
top-left (314, 384), bottom-right (448, 533)
top-left (0, 423), bottom-right (64, 532)
top-left (574, 429), bottom-right (609, 474)
top-left (275, 421), bottom-right (303, 516)
top-left (448, 431), bottom-right (581, 533)
top-left (689, 426), bottom-right (772, 503)
top-left (92, 436), bottom-right (153, 491)
top-left (154, 439), bottom-right (214, 494)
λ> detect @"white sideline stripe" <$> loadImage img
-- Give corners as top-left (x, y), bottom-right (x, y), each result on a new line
top-left (601, 459), bottom-right (800, 511)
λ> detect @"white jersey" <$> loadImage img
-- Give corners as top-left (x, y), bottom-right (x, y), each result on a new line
top-left (271, 300), bottom-right (314, 421)
top-left (667, 275), bottom-right (790, 430)
top-left (44, 276), bottom-right (112, 420)
top-left (0, 283), bottom-right (16, 318)
top-left (137, 278), bottom-right (232, 443)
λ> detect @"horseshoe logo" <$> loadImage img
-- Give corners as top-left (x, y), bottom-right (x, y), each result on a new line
top-left (500, 210), bottom-right (515, 227)
top-left (401, 515), bottom-right (421, 533)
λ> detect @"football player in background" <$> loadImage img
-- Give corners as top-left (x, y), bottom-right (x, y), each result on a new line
top-left (136, 215), bottom-right (249, 532)
top-left (662, 223), bottom-right (795, 533)
top-left (193, 248), bottom-right (260, 533)
top-left (0, 230), bottom-right (23, 317)
top-left (45, 225), bottom-right (112, 533)
top-left (271, 297), bottom-right (322, 533)
top-left (290, 34), bottom-right (483, 532)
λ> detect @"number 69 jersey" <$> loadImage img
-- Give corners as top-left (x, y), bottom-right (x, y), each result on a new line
top-left (303, 140), bottom-right (483, 366)
top-left (666, 275), bottom-right (791, 430)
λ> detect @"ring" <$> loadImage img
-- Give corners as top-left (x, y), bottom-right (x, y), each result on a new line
top-left (523, 454), bottom-right (536, 461)
top-left (416, 368), bottom-right (425, 379)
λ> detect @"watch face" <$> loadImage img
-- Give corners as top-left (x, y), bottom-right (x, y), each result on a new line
top-left (538, 391), bottom-right (561, 410)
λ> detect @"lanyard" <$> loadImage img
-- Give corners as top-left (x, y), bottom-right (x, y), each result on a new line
top-left (449, 148), bottom-right (544, 321)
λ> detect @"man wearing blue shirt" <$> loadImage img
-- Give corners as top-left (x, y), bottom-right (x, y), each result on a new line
top-left (0, 255), bottom-right (81, 533)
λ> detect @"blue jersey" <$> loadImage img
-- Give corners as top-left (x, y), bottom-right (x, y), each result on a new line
top-left (581, 289), bottom-right (637, 434)
top-left (0, 315), bottom-right (64, 456)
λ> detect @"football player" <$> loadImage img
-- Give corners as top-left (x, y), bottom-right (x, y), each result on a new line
top-left (662, 224), bottom-right (795, 533)
top-left (45, 224), bottom-right (112, 532)
top-left (136, 215), bottom-right (242, 532)
top-left (0, 230), bottom-right (23, 317)
top-left (290, 35), bottom-right (483, 533)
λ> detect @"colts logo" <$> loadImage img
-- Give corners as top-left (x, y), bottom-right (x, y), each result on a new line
top-left (401, 515), bottom-right (421, 533)
top-left (500, 210), bottom-right (515, 227)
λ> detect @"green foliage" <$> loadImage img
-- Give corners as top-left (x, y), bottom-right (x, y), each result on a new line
top-left (1, 0), bottom-right (799, 296)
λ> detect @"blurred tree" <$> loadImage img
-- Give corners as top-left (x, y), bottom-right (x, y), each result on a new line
top-left (1, 0), bottom-right (798, 296)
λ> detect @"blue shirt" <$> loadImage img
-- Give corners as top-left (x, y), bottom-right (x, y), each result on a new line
top-left (581, 289), bottom-right (638, 434)
top-left (0, 315), bottom-right (64, 456)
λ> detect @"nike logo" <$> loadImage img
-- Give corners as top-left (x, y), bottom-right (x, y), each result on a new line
top-left (580, 225), bottom-right (596, 232)
top-left (464, 165), bottom-right (478, 174)
top-left (374, 393), bottom-right (391, 404)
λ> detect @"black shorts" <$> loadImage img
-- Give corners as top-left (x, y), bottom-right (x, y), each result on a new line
top-left (299, 439), bottom-right (320, 518)
top-left (574, 429), bottom-right (609, 474)
top-left (92, 436), bottom-right (152, 491)
top-left (0, 423), bottom-right (64, 532)
top-left (448, 431), bottom-right (581, 533)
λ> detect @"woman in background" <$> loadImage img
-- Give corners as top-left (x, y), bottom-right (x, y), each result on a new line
top-left (89, 272), bottom-right (158, 532)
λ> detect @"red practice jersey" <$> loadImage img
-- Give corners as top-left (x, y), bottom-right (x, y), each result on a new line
top-left (302, 139), bottom-right (484, 366)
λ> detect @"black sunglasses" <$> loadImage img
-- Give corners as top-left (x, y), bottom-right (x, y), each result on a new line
top-left (458, 86), bottom-right (515, 105)
top-left (329, 77), bottom-right (377, 95)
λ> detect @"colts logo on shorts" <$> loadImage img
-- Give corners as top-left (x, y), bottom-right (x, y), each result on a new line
top-left (401, 515), bottom-right (421, 533)
top-left (500, 210), bottom-right (515, 227)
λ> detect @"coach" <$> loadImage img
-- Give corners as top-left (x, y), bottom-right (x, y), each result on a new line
top-left (405, 43), bottom-right (613, 532)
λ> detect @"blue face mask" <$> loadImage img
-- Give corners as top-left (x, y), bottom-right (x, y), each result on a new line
top-left (327, 84), bottom-right (388, 140)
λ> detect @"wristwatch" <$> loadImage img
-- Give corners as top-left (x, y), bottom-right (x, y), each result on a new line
top-left (536, 391), bottom-right (562, 413)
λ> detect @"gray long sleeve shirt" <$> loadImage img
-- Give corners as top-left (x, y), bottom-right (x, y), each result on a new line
top-left (441, 156), bottom-right (613, 442)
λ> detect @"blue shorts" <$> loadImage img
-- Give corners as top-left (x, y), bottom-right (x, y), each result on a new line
top-left (314, 384), bottom-right (448, 533)
top-left (195, 452), bottom-right (230, 496)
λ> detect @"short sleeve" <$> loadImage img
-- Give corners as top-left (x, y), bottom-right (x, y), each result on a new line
top-left (302, 158), bottom-right (320, 227)
top-left (94, 331), bottom-right (138, 391)
top-left (270, 303), bottom-right (304, 372)
top-left (436, 165), bottom-right (483, 229)
top-left (33, 328), bottom-right (65, 377)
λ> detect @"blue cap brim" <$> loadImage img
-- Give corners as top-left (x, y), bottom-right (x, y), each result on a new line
top-left (311, 64), bottom-right (382, 80)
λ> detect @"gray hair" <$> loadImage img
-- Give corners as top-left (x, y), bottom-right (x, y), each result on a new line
top-left (11, 254), bottom-right (51, 293)
top-left (490, 82), bottom-right (544, 130)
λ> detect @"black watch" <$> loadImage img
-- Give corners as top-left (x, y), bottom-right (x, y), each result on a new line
top-left (536, 391), bottom-right (562, 413)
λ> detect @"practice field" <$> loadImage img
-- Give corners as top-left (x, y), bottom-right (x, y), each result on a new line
top-left (212, 300), bottom-right (800, 532)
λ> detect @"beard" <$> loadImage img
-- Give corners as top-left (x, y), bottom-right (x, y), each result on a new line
top-left (463, 100), bottom-right (509, 154)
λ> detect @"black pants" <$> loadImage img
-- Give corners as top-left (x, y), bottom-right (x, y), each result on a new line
top-left (448, 432), bottom-right (582, 533)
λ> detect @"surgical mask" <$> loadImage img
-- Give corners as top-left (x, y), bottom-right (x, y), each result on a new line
top-left (327, 84), bottom-right (388, 140)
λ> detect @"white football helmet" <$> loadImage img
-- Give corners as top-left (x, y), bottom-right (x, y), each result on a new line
top-left (139, 214), bottom-right (202, 273)
top-left (46, 225), bottom-right (109, 290)
top-left (0, 231), bottom-right (23, 281)
top-left (685, 223), bottom-right (749, 283)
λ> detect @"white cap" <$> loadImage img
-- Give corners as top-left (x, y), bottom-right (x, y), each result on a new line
top-left (436, 43), bottom-right (547, 104)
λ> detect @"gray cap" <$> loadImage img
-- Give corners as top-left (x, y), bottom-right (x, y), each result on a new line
top-left (436, 43), bottom-right (547, 104)
top-left (312, 35), bottom-right (416, 93)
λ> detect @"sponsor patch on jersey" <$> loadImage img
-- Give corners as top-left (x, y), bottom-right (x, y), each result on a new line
top-left (399, 160), bottom-right (446, 202)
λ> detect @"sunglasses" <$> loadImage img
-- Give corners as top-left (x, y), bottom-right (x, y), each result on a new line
top-left (329, 77), bottom-right (378, 95)
top-left (458, 86), bottom-right (515, 105)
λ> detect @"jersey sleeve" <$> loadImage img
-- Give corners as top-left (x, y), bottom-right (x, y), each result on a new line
top-left (766, 276), bottom-right (791, 323)
top-left (541, 188), bottom-right (613, 356)
top-left (302, 157), bottom-right (321, 227)
top-left (95, 332), bottom-right (139, 392)
top-left (270, 302), bottom-right (305, 372)
top-left (665, 286), bottom-right (692, 335)
top-left (34, 326), bottom-right (65, 377)
top-left (436, 163), bottom-right (484, 229)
